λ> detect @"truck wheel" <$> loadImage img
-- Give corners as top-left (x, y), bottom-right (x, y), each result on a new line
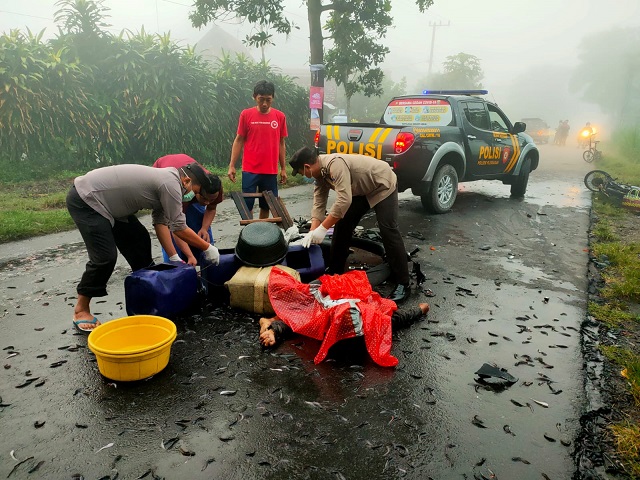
top-left (510, 157), bottom-right (531, 197)
top-left (421, 164), bottom-right (458, 213)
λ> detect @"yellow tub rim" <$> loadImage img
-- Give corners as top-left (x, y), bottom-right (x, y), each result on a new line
top-left (88, 315), bottom-right (177, 357)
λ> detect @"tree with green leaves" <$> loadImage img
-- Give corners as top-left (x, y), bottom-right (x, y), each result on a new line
top-left (413, 52), bottom-right (484, 92)
top-left (54, 0), bottom-right (111, 40)
top-left (335, 75), bottom-right (407, 122)
top-left (441, 53), bottom-right (484, 88)
top-left (323, 1), bottom-right (391, 119)
top-left (189, 0), bottom-right (433, 117)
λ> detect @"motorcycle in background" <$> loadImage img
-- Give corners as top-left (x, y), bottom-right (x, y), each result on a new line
top-left (577, 124), bottom-right (596, 149)
top-left (583, 137), bottom-right (602, 163)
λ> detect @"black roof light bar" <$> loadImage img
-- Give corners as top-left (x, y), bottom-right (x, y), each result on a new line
top-left (421, 89), bottom-right (488, 95)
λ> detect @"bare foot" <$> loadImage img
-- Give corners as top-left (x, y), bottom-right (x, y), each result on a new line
top-left (419, 303), bottom-right (430, 315)
top-left (259, 317), bottom-right (276, 347)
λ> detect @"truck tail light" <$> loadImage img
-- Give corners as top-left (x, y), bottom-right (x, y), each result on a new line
top-left (314, 129), bottom-right (320, 147)
top-left (394, 132), bottom-right (415, 154)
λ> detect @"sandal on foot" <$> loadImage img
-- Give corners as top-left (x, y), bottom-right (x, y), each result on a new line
top-left (73, 316), bottom-right (100, 333)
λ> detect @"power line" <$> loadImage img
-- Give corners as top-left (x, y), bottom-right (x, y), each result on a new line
top-left (158, 0), bottom-right (192, 7)
top-left (283, 8), bottom-right (307, 21)
top-left (0, 9), bottom-right (52, 21)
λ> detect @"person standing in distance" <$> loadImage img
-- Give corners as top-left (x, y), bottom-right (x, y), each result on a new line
top-left (289, 147), bottom-right (411, 303)
top-left (228, 80), bottom-right (288, 219)
top-left (153, 154), bottom-right (223, 266)
top-left (66, 164), bottom-right (221, 332)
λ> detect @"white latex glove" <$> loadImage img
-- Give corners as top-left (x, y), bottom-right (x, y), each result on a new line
top-left (168, 254), bottom-right (181, 262)
top-left (302, 225), bottom-right (328, 248)
top-left (203, 245), bottom-right (220, 265)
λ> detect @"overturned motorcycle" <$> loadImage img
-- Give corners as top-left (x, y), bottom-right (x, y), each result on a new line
top-left (584, 170), bottom-right (640, 213)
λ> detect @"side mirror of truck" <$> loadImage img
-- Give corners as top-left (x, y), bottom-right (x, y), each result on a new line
top-left (512, 122), bottom-right (526, 134)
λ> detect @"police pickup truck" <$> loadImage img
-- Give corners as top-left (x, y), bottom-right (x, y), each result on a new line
top-left (315, 90), bottom-right (540, 213)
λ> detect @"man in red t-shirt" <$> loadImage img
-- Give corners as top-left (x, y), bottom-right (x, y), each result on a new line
top-left (153, 154), bottom-right (223, 265)
top-left (228, 80), bottom-right (288, 219)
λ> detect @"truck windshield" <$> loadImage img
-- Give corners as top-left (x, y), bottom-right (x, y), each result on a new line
top-left (382, 98), bottom-right (454, 127)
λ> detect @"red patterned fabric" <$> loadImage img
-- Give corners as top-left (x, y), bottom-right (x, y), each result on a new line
top-left (268, 267), bottom-right (398, 367)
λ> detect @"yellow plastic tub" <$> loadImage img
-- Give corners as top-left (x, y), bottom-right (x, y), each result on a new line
top-left (88, 315), bottom-right (177, 382)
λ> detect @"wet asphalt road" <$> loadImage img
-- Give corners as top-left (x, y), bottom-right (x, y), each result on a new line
top-left (0, 145), bottom-right (595, 479)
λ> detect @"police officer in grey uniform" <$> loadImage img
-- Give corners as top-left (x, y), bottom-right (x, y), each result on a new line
top-left (66, 163), bottom-right (220, 332)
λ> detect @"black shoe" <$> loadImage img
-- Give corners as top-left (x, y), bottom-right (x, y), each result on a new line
top-left (389, 284), bottom-right (410, 303)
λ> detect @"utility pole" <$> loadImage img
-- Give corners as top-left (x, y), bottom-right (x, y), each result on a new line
top-left (155, 0), bottom-right (160, 33)
top-left (427, 21), bottom-right (450, 77)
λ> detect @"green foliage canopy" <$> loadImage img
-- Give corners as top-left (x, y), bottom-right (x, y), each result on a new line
top-left (413, 52), bottom-right (484, 92)
top-left (0, 0), bottom-right (309, 174)
top-left (190, 0), bottom-right (294, 50)
top-left (324, 0), bottom-right (392, 117)
top-left (188, 0), bottom-right (433, 115)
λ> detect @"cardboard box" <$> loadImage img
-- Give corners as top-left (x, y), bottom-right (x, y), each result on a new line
top-left (225, 265), bottom-right (300, 315)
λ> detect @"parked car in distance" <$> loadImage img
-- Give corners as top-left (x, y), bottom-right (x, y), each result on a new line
top-left (331, 109), bottom-right (348, 123)
top-left (521, 118), bottom-right (552, 144)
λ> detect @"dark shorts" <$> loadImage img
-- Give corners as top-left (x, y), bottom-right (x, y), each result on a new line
top-left (241, 172), bottom-right (278, 210)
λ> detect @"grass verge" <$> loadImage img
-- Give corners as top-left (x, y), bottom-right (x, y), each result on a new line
top-left (588, 149), bottom-right (640, 474)
top-left (610, 422), bottom-right (640, 478)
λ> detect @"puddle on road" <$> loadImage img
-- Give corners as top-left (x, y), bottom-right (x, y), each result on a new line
top-left (490, 255), bottom-right (580, 292)
top-left (457, 178), bottom-right (591, 212)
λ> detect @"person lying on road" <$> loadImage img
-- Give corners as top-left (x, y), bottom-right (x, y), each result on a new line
top-left (257, 267), bottom-right (429, 367)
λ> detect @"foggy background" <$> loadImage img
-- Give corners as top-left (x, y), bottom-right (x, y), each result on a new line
top-left (3, 0), bottom-right (639, 136)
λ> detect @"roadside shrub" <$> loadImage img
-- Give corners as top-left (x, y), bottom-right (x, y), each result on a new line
top-left (0, 29), bottom-right (96, 167)
top-left (611, 126), bottom-right (640, 164)
top-left (0, 0), bottom-right (310, 175)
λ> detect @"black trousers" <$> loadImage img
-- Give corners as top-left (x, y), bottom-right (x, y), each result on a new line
top-left (329, 188), bottom-right (410, 285)
top-left (269, 305), bottom-right (424, 341)
top-left (66, 186), bottom-right (153, 298)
